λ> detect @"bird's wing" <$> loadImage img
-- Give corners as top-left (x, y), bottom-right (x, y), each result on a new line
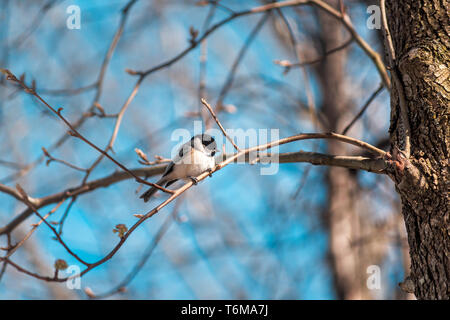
top-left (162, 161), bottom-right (175, 178)
top-left (172, 139), bottom-right (193, 163)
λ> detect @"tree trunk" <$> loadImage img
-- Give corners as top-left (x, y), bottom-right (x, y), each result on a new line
top-left (386, 0), bottom-right (449, 299)
top-left (316, 1), bottom-right (390, 299)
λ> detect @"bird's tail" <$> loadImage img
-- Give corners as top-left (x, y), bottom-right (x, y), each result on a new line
top-left (139, 178), bottom-right (166, 202)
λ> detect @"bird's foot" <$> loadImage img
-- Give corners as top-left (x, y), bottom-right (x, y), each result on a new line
top-left (189, 176), bottom-right (199, 185)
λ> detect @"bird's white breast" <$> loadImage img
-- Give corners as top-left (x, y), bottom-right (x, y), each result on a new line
top-left (171, 148), bottom-right (215, 180)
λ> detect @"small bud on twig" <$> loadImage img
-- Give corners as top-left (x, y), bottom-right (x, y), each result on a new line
top-left (273, 59), bottom-right (292, 67)
top-left (125, 68), bottom-right (138, 75)
top-left (189, 26), bottom-right (199, 45)
top-left (135, 148), bottom-right (150, 163)
top-left (93, 102), bottom-right (105, 116)
top-left (273, 59), bottom-right (292, 74)
top-left (0, 68), bottom-right (17, 81)
top-left (113, 224), bottom-right (128, 238)
top-left (54, 259), bottom-right (68, 270)
top-left (42, 147), bottom-right (50, 157)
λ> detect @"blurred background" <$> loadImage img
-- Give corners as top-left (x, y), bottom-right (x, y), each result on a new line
top-left (0, 0), bottom-right (413, 299)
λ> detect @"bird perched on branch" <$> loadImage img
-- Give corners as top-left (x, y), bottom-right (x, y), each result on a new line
top-left (140, 134), bottom-right (219, 202)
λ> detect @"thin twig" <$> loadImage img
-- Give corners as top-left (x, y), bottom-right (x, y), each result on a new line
top-left (380, 0), bottom-right (410, 157)
top-left (42, 147), bottom-right (87, 172)
top-left (38, 82), bottom-right (98, 96)
top-left (1, 69), bottom-right (174, 195)
top-left (15, 184), bottom-right (90, 267)
top-left (0, 0), bottom-right (139, 184)
top-left (204, 0), bottom-right (235, 14)
top-left (4, 199), bottom-right (65, 259)
top-left (197, 3), bottom-right (217, 124)
top-left (0, 0), bottom-right (393, 283)
top-left (275, 7), bottom-right (320, 198)
top-left (0, 166), bottom-right (168, 236)
top-left (275, 37), bottom-right (353, 71)
top-left (201, 98), bottom-right (241, 151)
top-left (1, 0), bottom-right (390, 186)
top-left (215, 12), bottom-right (270, 111)
top-left (0, 130), bottom-right (388, 283)
top-left (0, 130), bottom-right (387, 238)
top-left (57, 197), bottom-right (76, 236)
top-left (0, 159), bottom-right (26, 170)
top-left (129, 0), bottom-right (389, 90)
top-left (380, 0), bottom-right (396, 63)
top-left (252, 0), bottom-right (391, 89)
top-left (342, 83), bottom-right (384, 135)
top-left (80, 77), bottom-right (144, 185)
top-left (8, 0), bottom-right (58, 49)
top-left (90, 197), bottom-right (184, 299)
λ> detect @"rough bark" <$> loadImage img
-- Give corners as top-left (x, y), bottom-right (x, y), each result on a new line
top-left (386, 0), bottom-right (449, 299)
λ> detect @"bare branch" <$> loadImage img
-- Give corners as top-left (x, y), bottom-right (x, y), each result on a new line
top-left (0, 183), bottom-right (25, 203)
top-left (380, 0), bottom-right (410, 157)
top-left (14, 185), bottom-right (90, 267)
top-left (3, 199), bottom-right (65, 259)
top-left (258, 151), bottom-right (386, 173)
top-left (215, 12), bottom-right (270, 110)
top-left (89, 197), bottom-right (184, 299)
top-left (0, 165), bottom-right (166, 236)
top-left (129, 0), bottom-right (389, 91)
top-left (0, 0), bottom-right (139, 184)
top-left (41, 147), bottom-right (87, 172)
top-left (1, 69), bottom-right (174, 195)
top-left (342, 83), bottom-right (385, 135)
top-left (0, 129), bottom-right (387, 238)
top-left (201, 98), bottom-right (241, 152)
top-left (1, 129), bottom-right (388, 284)
top-left (275, 37), bottom-right (353, 72)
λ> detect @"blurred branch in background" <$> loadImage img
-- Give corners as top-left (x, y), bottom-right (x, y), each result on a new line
top-left (0, 0), bottom-right (413, 299)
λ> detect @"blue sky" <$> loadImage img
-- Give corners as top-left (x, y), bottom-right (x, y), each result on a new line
top-left (0, 0), bottom-right (398, 299)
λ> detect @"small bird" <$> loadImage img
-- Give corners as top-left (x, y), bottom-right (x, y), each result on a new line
top-left (140, 133), bottom-right (219, 202)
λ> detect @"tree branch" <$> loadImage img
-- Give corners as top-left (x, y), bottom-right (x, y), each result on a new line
top-left (201, 98), bottom-right (241, 151)
top-left (380, 0), bottom-right (410, 157)
top-left (0, 69), bottom-right (174, 195)
top-left (342, 83), bottom-right (385, 135)
top-left (128, 0), bottom-right (390, 90)
top-left (0, 131), bottom-right (387, 237)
